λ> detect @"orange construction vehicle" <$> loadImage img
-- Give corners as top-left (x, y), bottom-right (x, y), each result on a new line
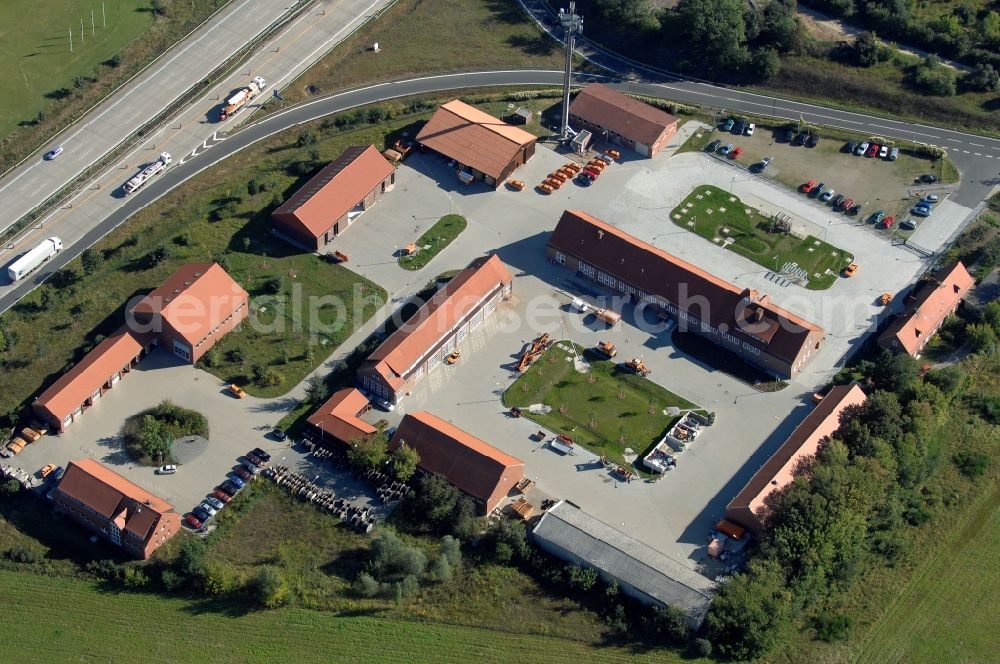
top-left (595, 341), bottom-right (617, 359)
top-left (544, 178), bottom-right (563, 190)
top-left (624, 358), bottom-right (651, 376)
top-left (506, 179), bottom-right (525, 191)
top-left (536, 183), bottom-right (554, 194)
top-left (558, 166), bottom-right (576, 178)
top-left (607, 149), bottom-right (621, 160)
top-left (563, 162), bottom-right (582, 173)
top-left (879, 292), bottom-right (892, 306)
top-left (548, 171), bottom-right (567, 183)
top-left (517, 333), bottom-right (551, 372)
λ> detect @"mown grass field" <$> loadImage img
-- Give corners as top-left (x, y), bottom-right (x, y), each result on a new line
top-left (0, 569), bottom-right (684, 663)
top-left (0, 0), bottom-right (230, 171)
top-left (260, 0), bottom-right (566, 113)
top-left (670, 184), bottom-right (852, 289)
top-left (503, 342), bottom-right (698, 466)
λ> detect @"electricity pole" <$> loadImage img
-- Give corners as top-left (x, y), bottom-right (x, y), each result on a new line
top-left (559, 2), bottom-right (583, 141)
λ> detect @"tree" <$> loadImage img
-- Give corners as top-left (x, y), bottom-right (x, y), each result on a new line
top-left (353, 572), bottom-right (380, 597)
top-left (703, 559), bottom-right (793, 660)
top-left (392, 443), bottom-right (420, 482)
top-left (296, 131), bottom-right (317, 147)
top-left (981, 301), bottom-right (1000, 334)
top-left (963, 63), bottom-right (1000, 92)
top-left (144, 245), bottom-right (170, 269)
top-left (247, 179), bottom-right (260, 196)
top-left (177, 539), bottom-right (207, 577)
top-left (440, 535), bottom-right (462, 566)
top-left (428, 555), bottom-right (452, 582)
top-left (1, 478), bottom-right (21, 496)
top-left (852, 31), bottom-right (884, 67)
top-left (81, 248), bottom-right (103, 275)
top-left (672, 0), bottom-right (749, 76)
top-left (912, 55), bottom-right (957, 96)
top-left (304, 375), bottom-right (330, 404)
top-left (0, 327), bottom-right (7, 354)
top-left (979, 10), bottom-right (1000, 50)
top-left (252, 364), bottom-right (284, 387)
top-left (868, 349), bottom-right (919, 392)
top-left (966, 322), bottom-right (998, 353)
top-left (347, 431), bottom-right (389, 470)
top-left (747, 47), bottom-right (781, 81)
top-left (136, 415), bottom-right (172, 460)
top-left (255, 566), bottom-right (288, 608)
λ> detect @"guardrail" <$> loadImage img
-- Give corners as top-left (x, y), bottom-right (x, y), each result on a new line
top-left (0, 0), bottom-right (316, 246)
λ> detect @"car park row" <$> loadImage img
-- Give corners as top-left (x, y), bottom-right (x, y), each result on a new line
top-left (184, 447), bottom-right (272, 530)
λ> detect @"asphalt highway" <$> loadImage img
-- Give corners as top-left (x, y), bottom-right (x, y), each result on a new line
top-left (3, 65), bottom-right (998, 313)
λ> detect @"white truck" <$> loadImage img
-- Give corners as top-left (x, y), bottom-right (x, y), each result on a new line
top-left (219, 76), bottom-right (266, 121)
top-left (7, 237), bottom-right (62, 282)
top-left (123, 152), bottom-right (171, 195)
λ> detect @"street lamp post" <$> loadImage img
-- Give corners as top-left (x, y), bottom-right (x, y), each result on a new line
top-left (558, 3), bottom-right (583, 141)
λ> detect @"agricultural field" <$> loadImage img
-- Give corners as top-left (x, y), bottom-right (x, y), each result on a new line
top-left (260, 0), bottom-right (567, 112)
top-left (0, 569), bottom-right (684, 663)
top-left (670, 184), bottom-right (852, 289)
top-left (0, 0), bottom-right (230, 170)
top-left (503, 342), bottom-right (699, 466)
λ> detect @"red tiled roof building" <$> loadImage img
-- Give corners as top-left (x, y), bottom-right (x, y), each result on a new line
top-left (878, 262), bottom-right (975, 357)
top-left (569, 84), bottom-right (679, 157)
top-left (52, 459), bottom-right (181, 559)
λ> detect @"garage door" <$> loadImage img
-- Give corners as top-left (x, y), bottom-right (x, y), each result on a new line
top-left (470, 307), bottom-right (484, 331)
top-left (457, 323), bottom-right (469, 342)
top-left (111, 373), bottom-right (121, 385)
top-left (91, 389), bottom-right (101, 402)
top-left (72, 407), bottom-right (83, 421)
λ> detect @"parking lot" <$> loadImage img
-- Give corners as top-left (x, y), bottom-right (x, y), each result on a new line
top-left (8, 119), bottom-right (968, 570)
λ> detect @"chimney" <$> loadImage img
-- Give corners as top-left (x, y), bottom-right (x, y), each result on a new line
top-left (753, 307), bottom-right (764, 322)
top-left (597, 230), bottom-right (605, 240)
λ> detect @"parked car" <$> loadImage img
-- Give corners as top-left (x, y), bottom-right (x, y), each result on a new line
top-left (784, 127), bottom-right (795, 142)
top-left (212, 488), bottom-right (232, 504)
top-left (806, 134), bottom-right (819, 147)
top-left (843, 263), bottom-right (859, 277)
top-left (246, 451), bottom-right (266, 466)
top-left (270, 428), bottom-right (287, 442)
top-left (839, 197), bottom-right (854, 210)
top-left (869, 210), bottom-right (886, 224)
top-left (729, 146), bottom-right (743, 159)
top-left (889, 147), bottom-right (899, 161)
top-left (761, 156), bottom-right (773, 167)
top-left (792, 132), bottom-right (806, 146)
top-left (228, 384), bottom-right (246, 399)
top-left (375, 397), bottom-right (395, 412)
top-left (844, 142), bottom-right (856, 153)
top-left (830, 194), bottom-right (845, 208)
top-left (810, 183), bottom-right (826, 198)
top-left (228, 475), bottom-right (246, 489)
top-left (734, 120), bottom-right (746, 134)
top-left (921, 194), bottom-right (939, 204)
top-left (802, 179), bottom-right (817, 193)
top-left (901, 219), bottom-right (918, 230)
top-left (51, 466), bottom-right (65, 481)
top-left (718, 143), bottom-right (734, 156)
top-left (820, 189), bottom-right (836, 202)
top-left (723, 118), bottom-right (735, 131)
top-left (855, 141), bottom-right (869, 156)
top-left (192, 506), bottom-right (212, 522)
top-left (199, 501), bottom-right (218, 517)
top-left (204, 496), bottom-right (225, 511)
top-left (158, 464), bottom-right (177, 475)
top-left (219, 480), bottom-right (241, 496)
top-left (233, 465), bottom-right (254, 482)
top-left (911, 206), bottom-right (931, 217)
top-left (575, 173), bottom-right (592, 186)
top-left (185, 514), bottom-right (203, 529)
top-left (40, 464), bottom-right (56, 478)
top-left (706, 139), bottom-right (722, 153)
top-left (879, 145), bottom-right (889, 158)
top-left (880, 215), bottom-right (895, 228)
top-left (847, 204), bottom-right (862, 215)
top-left (43, 146), bottom-right (64, 160)
top-left (917, 174), bottom-right (938, 183)
top-left (866, 143), bottom-right (879, 157)
top-left (252, 447), bottom-right (272, 463)
top-left (745, 123), bottom-right (755, 136)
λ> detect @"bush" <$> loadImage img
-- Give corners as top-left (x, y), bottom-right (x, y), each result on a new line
top-left (252, 364), bottom-right (285, 388)
top-left (7, 544), bottom-right (43, 564)
top-left (143, 245), bottom-right (170, 269)
top-left (566, 564), bottom-right (599, 591)
top-left (354, 572), bottom-right (380, 597)
top-left (86, 559), bottom-right (123, 580)
top-left (177, 539), bottom-right (207, 577)
top-left (966, 323), bottom-right (998, 353)
top-left (255, 566), bottom-right (289, 608)
top-left (81, 248), bottom-right (103, 275)
top-left (263, 277), bottom-right (282, 295)
top-left (296, 131), bottom-right (317, 147)
top-left (953, 450), bottom-right (989, 477)
top-left (912, 56), bottom-right (957, 96)
top-left (814, 612), bottom-right (853, 642)
top-left (494, 542), bottom-right (514, 564)
top-left (1, 479), bottom-right (21, 496)
top-left (372, 531), bottom-right (427, 578)
top-left (203, 560), bottom-right (240, 595)
top-left (160, 568), bottom-right (182, 591)
top-left (963, 63), bottom-right (1000, 92)
top-left (427, 555), bottom-right (452, 583)
top-left (440, 535), bottom-right (462, 566)
top-left (703, 560), bottom-right (792, 661)
top-left (395, 574), bottom-right (420, 600)
top-left (123, 567), bottom-right (150, 589)
top-left (691, 637), bottom-right (713, 657)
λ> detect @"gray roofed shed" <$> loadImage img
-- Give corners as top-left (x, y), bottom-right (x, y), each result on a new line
top-left (532, 501), bottom-right (714, 627)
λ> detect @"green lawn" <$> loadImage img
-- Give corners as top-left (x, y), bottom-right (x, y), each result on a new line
top-left (503, 342), bottom-right (698, 467)
top-left (670, 184), bottom-right (853, 290)
top-left (0, 568), bottom-right (687, 663)
top-left (398, 214), bottom-right (468, 271)
top-left (0, 1), bottom-right (231, 172)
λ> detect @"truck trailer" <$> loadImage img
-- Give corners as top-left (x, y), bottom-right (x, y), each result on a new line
top-left (219, 76), bottom-right (266, 121)
top-left (7, 237), bottom-right (62, 282)
top-left (123, 152), bottom-right (171, 195)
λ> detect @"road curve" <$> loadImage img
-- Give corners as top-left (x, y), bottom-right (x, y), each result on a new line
top-left (3, 68), bottom-right (997, 313)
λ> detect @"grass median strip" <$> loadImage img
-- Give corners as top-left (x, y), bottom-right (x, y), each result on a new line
top-left (670, 184), bottom-right (852, 290)
top-left (398, 214), bottom-right (467, 271)
top-left (503, 342), bottom-right (698, 467)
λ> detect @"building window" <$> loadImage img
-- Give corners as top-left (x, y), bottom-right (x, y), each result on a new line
top-left (579, 262), bottom-right (595, 278)
top-left (554, 251), bottom-right (566, 265)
